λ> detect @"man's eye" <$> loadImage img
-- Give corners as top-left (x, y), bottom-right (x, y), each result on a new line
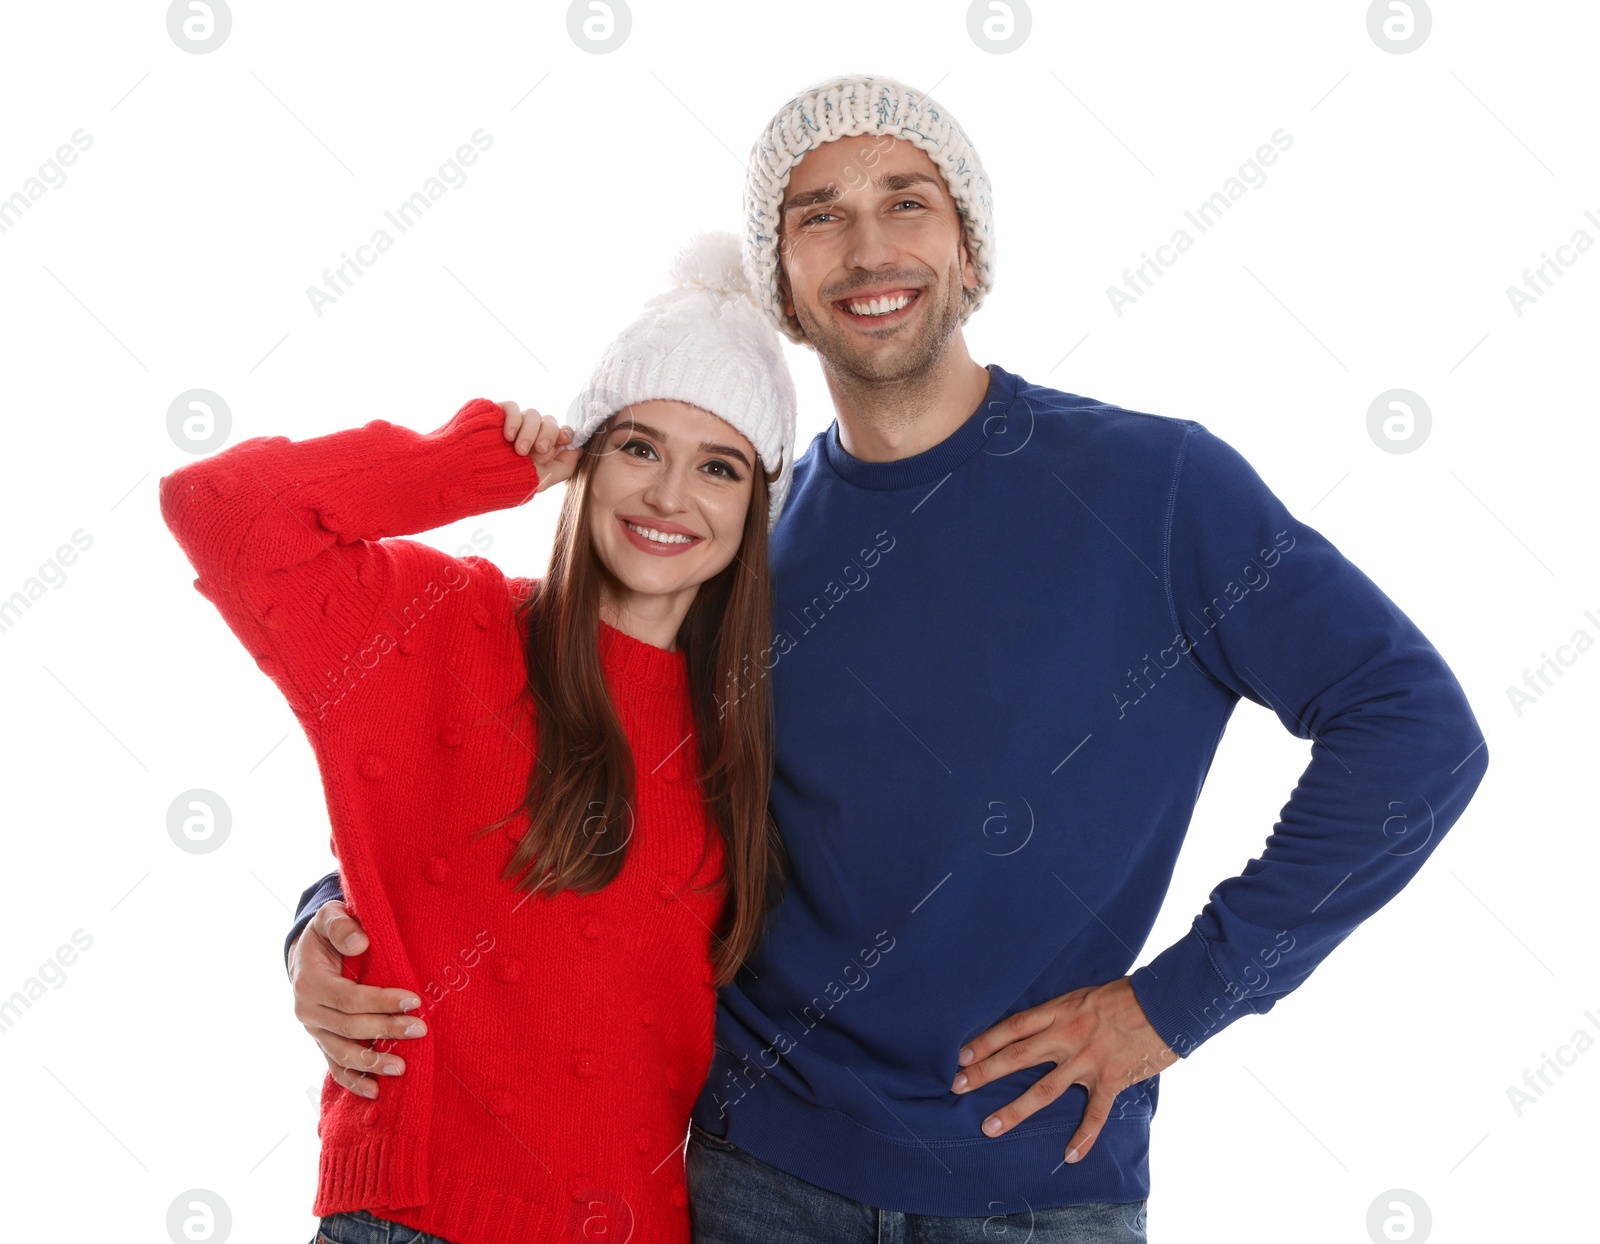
top-left (801, 211), bottom-right (837, 226)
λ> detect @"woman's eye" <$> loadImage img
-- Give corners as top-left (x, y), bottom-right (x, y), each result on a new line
top-left (704, 460), bottom-right (740, 481)
top-left (621, 438), bottom-right (656, 459)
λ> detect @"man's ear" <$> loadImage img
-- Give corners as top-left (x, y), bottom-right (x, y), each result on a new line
top-left (776, 259), bottom-right (809, 342)
top-left (958, 230), bottom-right (979, 293)
top-left (777, 258), bottom-right (796, 319)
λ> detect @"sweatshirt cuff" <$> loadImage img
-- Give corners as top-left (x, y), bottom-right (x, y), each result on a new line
top-left (283, 871), bottom-right (345, 974)
top-left (1129, 928), bottom-right (1261, 1059)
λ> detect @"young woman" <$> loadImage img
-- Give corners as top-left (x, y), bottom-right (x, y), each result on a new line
top-left (160, 233), bottom-right (798, 1244)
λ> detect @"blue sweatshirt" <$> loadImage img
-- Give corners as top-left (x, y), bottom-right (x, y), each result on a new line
top-left (290, 362), bottom-right (1489, 1215)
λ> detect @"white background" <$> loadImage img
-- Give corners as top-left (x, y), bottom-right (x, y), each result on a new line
top-left (0, 2), bottom-right (1595, 1241)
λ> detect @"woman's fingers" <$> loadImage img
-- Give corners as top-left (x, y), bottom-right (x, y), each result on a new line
top-left (521, 411), bottom-right (561, 458)
top-left (500, 400), bottom-right (522, 443)
top-left (500, 400), bottom-right (541, 454)
top-left (530, 422), bottom-right (581, 494)
top-left (512, 405), bottom-right (544, 456)
top-left (497, 402), bottom-right (568, 459)
top-left (531, 418), bottom-right (571, 464)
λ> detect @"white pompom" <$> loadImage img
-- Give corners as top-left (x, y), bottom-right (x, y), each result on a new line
top-left (666, 230), bottom-right (750, 297)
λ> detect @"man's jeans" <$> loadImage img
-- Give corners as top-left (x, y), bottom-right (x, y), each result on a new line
top-left (686, 1122), bottom-right (1149, 1243)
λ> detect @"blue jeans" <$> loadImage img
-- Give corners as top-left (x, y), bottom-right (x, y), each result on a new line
top-left (686, 1122), bottom-right (1149, 1243)
top-left (312, 1209), bottom-right (456, 1244)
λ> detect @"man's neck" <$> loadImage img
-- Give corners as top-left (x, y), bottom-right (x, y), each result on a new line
top-left (824, 334), bottom-right (992, 464)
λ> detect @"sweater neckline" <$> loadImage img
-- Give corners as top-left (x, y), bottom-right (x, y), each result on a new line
top-left (598, 617), bottom-right (690, 695)
top-left (820, 362), bottom-right (1018, 490)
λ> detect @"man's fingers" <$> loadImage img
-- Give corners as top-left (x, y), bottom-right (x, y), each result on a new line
top-left (951, 1030), bottom-right (1047, 1095)
top-left (291, 933), bottom-right (421, 1023)
top-left (956, 1004), bottom-right (1054, 1072)
top-left (978, 1066), bottom-right (1079, 1137)
top-left (952, 980), bottom-right (1168, 1153)
top-left (313, 1026), bottom-right (409, 1078)
top-left (323, 1054), bottom-right (379, 1101)
top-left (333, 979), bottom-right (420, 1017)
top-left (310, 901), bottom-right (368, 955)
top-left (1063, 1092), bottom-right (1114, 1165)
top-left (298, 974), bottom-right (424, 1021)
top-left (324, 912), bottom-right (368, 956)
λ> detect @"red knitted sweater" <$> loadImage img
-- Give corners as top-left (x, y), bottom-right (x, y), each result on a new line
top-left (160, 398), bottom-right (728, 1244)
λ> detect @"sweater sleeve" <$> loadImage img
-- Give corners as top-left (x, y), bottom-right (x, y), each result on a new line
top-left (1127, 422), bottom-right (1490, 1058)
top-left (159, 398), bottom-right (539, 720)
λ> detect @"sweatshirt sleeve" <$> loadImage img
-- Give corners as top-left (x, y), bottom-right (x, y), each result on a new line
top-left (1127, 421), bottom-right (1490, 1058)
top-left (284, 870), bottom-right (346, 971)
top-left (159, 398), bottom-right (539, 720)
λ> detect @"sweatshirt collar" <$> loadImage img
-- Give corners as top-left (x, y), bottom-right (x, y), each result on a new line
top-left (598, 618), bottom-right (689, 695)
top-left (820, 363), bottom-right (1018, 490)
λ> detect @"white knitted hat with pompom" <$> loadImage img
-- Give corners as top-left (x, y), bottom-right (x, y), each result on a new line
top-left (568, 230), bottom-right (798, 531)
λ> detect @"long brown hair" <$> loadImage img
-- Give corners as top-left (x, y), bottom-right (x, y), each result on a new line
top-left (483, 412), bottom-right (786, 987)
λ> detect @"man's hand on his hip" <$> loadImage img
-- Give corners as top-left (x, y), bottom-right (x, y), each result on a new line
top-left (949, 976), bottom-right (1177, 1164)
top-left (290, 900), bottom-right (426, 1100)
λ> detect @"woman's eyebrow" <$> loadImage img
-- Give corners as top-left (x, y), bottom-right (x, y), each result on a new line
top-left (619, 422), bottom-right (752, 470)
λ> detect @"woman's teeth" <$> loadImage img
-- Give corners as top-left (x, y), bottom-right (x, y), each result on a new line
top-left (845, 292), bottom-right (915, 317)
top-left (625, 520), bottom-right (695, 545)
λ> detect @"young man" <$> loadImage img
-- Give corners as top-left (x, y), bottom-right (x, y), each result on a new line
top-left (283, 75), bottom-right (1488, 1241)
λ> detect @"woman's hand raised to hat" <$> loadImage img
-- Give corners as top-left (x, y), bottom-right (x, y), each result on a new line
top-left (500, 400), bottom-right (581, 495)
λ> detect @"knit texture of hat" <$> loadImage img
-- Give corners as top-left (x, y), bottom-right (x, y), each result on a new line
top-left (743, 73), bottom-right (996, 345)
top-left (569, 231), bottom-right (798, 530)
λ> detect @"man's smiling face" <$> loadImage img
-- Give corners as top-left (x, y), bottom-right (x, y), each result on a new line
top-left (776, 135), bottom-right (980, 381)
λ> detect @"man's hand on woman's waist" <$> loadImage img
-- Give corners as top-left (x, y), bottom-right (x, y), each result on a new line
top-left (290, 901), bottom-right (424, 1100)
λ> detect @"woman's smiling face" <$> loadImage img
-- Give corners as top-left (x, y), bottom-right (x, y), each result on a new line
top-left (584, 398), bottom-right (757, 604)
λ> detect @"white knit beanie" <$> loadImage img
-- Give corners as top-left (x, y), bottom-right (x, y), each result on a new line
top-left (568, 231), bottom-right (798, 531)
top-left (743, 73), bottom-right (996, 345)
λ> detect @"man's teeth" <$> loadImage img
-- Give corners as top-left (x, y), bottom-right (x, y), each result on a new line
top-left (845, 292), bottom-right (914, 317)
top-left (625, 520), bottom-right (695, 545)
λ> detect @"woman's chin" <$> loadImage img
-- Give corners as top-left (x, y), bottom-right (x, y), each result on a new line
top-left (600, 557), bottom-right (703, 602)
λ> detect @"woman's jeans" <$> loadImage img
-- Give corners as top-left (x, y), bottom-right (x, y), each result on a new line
top-left (311, 1209), bottom-right (455, 1244)
top-left (686, 1121), bottom-right (1149, 1243)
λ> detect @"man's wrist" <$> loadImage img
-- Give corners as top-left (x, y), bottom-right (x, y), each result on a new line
top-left (1129, 929), bottom-right (1259, 1059)
top-left (284, 871), bottom-right (343, 973)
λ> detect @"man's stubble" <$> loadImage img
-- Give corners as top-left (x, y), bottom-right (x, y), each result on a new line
top-left (785, 254), bottom-right (968, 432)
